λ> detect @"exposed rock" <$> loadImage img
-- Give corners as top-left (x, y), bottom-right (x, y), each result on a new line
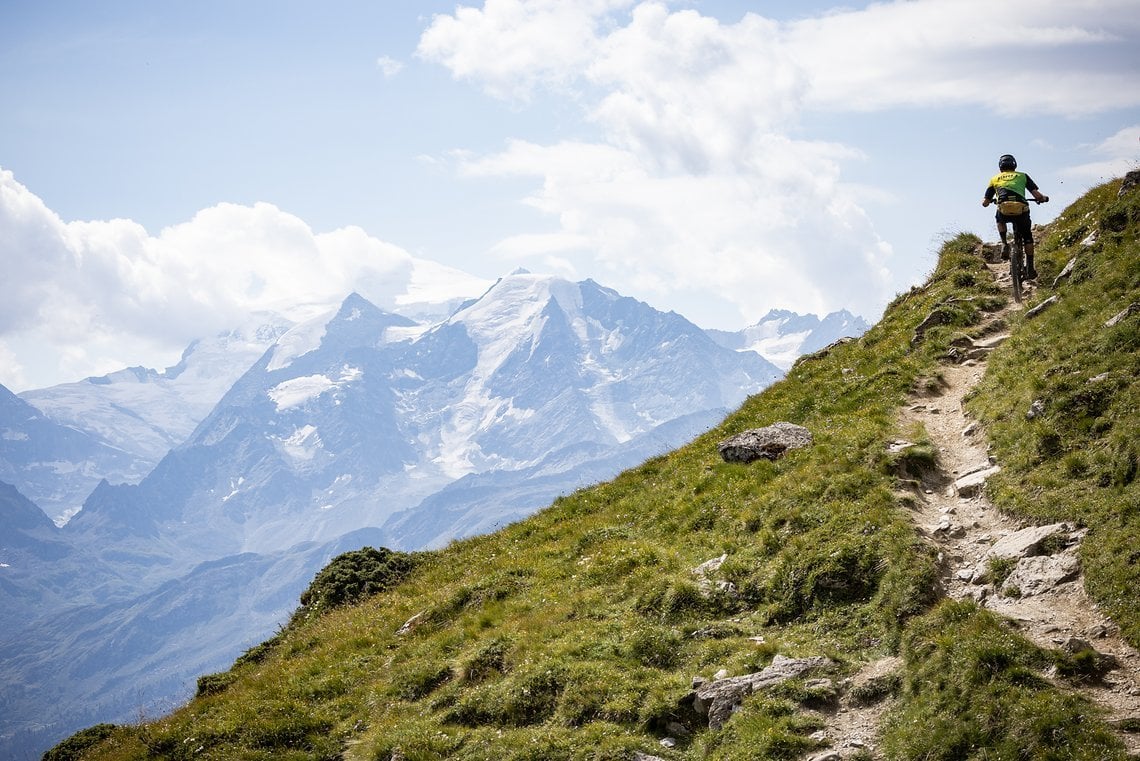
top-left (1026, 399), bottom-right (1045, 419)
top-left (1002, 554), bottom-right (1081, 597)
top-left (1119, 169), bottom-right (1140, 197)
top-left (686, 655), bottom-right (834, 729)
top-left (1105, 303), bottom-right (1140, 328)
top-left (692, 554), bottom-right (727, 578)
top-left (985, 523), bottom-right (1071, 560)
top-left (972, 333), bottom-right (1011, 351)
top-left (396, 611), bottom-right (426, 636)
top-left (953, 465), bottom-right (1001, 497)
top-left (718, 422), bottom-right (813, 463)
top-left (633, 753), bottom-right (667, 761)
top-left (932, 518), bottom-right (967, 539)
top-left (1026, 295), bottom-right (1059, 319)
top-left (1053, 257), bottom-right (1077, 287)
top-left (912, 302), bottom-right (960, 345)
top-left (1061, 637), bottom-right (1121, 674)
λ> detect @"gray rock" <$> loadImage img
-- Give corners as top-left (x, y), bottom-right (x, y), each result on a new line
top-left (396, 611), bottom-right (426, 636)
top-left (1053, 257), bottom-right (1077, 287)
top-left (1026, 295), bottom-right (1059, 319)
top-left (1119, 169), bottom-right (1140, 197)
top-left (693, 554), bottom-right (727, 577)
top-left (1105, 303), bottom-right (1140, 328)
top-left (718, 422), bottom-right (813, 463)
top-left (985, 523), bottom-right (1071, 560)
top-left (688, 655), bottom-right (833, 729)
top-left (1061, 637), bottom-right (1121, 674)
top-left (809, 753), bottom-right (842, 761)
top-left (1026, 399), bottom-right (1046, 419)
top-left (1003, 554), bottom-right (1081, 596)
top-left (953, 465), bottom-right (1001, 497)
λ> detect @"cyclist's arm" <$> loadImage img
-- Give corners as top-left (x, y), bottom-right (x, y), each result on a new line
top-left (1024, 175), bottom-right (1048, 203)
top-left (982, 184), bottom-right (996, 207)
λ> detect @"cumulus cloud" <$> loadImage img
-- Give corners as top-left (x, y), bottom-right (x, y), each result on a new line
top-left (787, 0), bottom-right (1140, 116)
top-left (1061, 125), bottom-right (1140, 182)
top-left (0, 169), bottom-right (489, 390)
top-left (417, 0), bottom-right (634, 100)
top-left (376, 55), bottom-right (404, 78)
top-left (416, 0), bottom-right (1139, 326)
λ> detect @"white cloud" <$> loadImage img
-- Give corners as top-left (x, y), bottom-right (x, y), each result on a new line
top-left (417, 0), bottom-right (634, 100)
top-left (0, 170), bottom-right (489, 390)
top-left (787, 0), bottom-right (1140, 117)
top-left (415, 0), bottom-right (1139, 326)
top-left (376, 55), bottom-right (404, 78)
top-left (0, 340), bottom-right (26, 391)
top-left (1061, 125), bottom-right (1140, 181)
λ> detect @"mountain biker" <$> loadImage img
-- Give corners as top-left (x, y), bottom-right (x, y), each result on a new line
top-left (982, 154), bottom-right (1049, 279)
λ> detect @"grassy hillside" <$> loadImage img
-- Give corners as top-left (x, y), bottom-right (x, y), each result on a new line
top-left (54, 178), bottom-right (1139, 761)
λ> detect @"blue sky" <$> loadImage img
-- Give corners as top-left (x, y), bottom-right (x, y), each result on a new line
top-left (2, 0), bottom-right (1138, 391)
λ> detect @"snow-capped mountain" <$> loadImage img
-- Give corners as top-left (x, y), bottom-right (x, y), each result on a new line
top-left (16, 317), bottom-right (293, 523)
top-left (706, 308), bottom-right (871, 370)
top-left (0, 384), bottom-right (142, 525)
top-left (64, 274), bottom-right (782, 559)
top-left (2, 272), bottom-right (786, 758)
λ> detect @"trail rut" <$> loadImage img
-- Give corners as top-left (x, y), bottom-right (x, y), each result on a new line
top-left (812, 260), bottom-right (1140, 759)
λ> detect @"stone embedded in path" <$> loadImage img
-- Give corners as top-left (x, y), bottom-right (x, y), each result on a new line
top-left (718, 422), bottom-right (813, 463)
top-left (953, 465), bottom-right (1002, 497)
top-left (972, 334), bottom-right (1011, 350)
top-left (985, 523), bottom-right (1072, 561)
top-left (1002, 554), bottom-right (1081, 596)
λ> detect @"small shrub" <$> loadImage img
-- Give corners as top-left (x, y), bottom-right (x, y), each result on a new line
top-left (636, 579), bottom-right (712, 622)
top-left (43, 724), bottom-right (119, 761)
top-left (292, 546), bottom-right (418, 624)
top-left (195, 671), bottom-right (236, 697)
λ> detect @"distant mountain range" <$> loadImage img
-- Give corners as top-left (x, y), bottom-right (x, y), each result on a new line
top-left (706, 308), bottom-right (870, 369)
top-left (0, 272), bottom-right (866, 758)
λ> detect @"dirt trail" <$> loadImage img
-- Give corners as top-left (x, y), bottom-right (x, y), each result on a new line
top-left (811, 262), bottom-right (1140, 759)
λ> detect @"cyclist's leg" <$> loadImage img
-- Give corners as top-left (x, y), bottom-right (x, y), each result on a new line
top-left (1015, 215), bottom-right (1037, 278)
top-left (996, 211), bottom-right (1010, 260)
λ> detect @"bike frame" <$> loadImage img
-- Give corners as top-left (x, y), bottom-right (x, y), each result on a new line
top-left (999, 197), bottom-right (1046, 304)
top-left (1010, 229), bottom-right (1026, 303)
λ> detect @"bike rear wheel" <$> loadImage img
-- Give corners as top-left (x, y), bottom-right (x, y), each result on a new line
top-left (1010, 237), bottom-right (1024, 303)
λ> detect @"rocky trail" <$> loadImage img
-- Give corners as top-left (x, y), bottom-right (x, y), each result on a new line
top-left (808, 258), bottom-right (1140, 759)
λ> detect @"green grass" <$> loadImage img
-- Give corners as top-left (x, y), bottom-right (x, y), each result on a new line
top-left (54, 178), bottom-right (1139, 760)
top-left (882, 601), bottom-right (1124, 761)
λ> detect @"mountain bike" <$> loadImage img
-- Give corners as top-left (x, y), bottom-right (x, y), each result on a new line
top-left (1004, 197), bottom-right (1047, 303)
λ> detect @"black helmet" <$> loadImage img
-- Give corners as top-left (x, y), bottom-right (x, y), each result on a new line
top-left (999, 154), bottom-right (1017, 171)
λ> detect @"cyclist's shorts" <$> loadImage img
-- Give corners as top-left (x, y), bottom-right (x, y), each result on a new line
top-left (996, 209), bottom-right (1032, 238)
